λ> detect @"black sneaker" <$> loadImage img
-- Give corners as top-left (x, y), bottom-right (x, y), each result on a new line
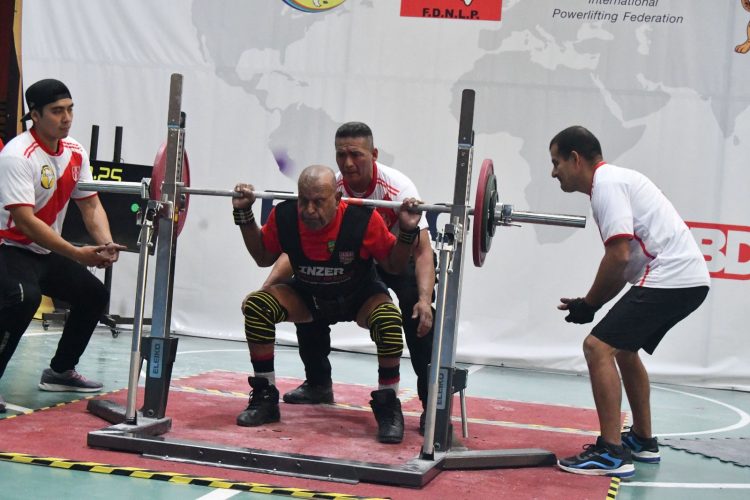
top-left (369, 389), bottom-right (404, 444)
top-left (557, 436), bottom-right (635, 477)
top-left (0, 394), bottom-right (6, 413)
top-left (38, 368), bottom-right (103, 392)
top-left (622, 427), bottom-right (661, 463)
top-left (237, 377), bottom-right (280, 427)
top-left (282, 381), bottom-right (334, 404)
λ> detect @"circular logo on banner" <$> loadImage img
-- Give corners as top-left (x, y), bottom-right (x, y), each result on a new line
top-left (282, 0), bottom-right (346, 13)
top-left (40, 165), bottom-right (56, 189)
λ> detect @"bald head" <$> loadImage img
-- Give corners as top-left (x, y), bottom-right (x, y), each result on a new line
top-left (297, 165), bottom-right (341, 230)
top-left (298, 164), bottom-right (337, 193)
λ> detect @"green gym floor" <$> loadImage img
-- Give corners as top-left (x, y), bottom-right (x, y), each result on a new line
top-left (1, 321), bottom-right (749, 500)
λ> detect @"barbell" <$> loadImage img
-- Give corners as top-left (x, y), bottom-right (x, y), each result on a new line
top-left (77, 145), bottom-right (586, 268)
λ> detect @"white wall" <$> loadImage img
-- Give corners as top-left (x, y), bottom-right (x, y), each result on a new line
top-left (21, 0), bottom-right (750, 390)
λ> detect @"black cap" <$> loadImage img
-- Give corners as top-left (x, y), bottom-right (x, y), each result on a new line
top-left (21, 79), bottom-right (72, 121)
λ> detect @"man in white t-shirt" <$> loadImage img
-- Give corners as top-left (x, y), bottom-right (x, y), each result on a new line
top-left (549, 126), bottom-right (709, 478)
top-left (264, 122), bottom-right (436, 435)
top-left (0, 79), bottom-right (126, 413)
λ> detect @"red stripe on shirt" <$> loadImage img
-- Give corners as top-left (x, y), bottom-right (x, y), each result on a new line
top-left (376, 178), bottom-right (399, 196)
top-left (30, 128), bottom-right (64, 156)
top-left (3, 203), bottom-right (35, 210)
top-left (603, 233), bottom-right (633, 246)
top-left (62, 140), bottom-right (83, 151)
top-left (23, 142), bottom-right (41, 158)
top-left (633, 234), bottom-right (656, 259)
top-left (73, 192), bottom-right (98, 201)
top-left (2, 154), bottom-right (86, 244)
top-left (638, 264), bottom-right (651, 286)
top-left (33, 151), bottom-right (83, 225)
top-left (589, 161), bottom-right (607, 198)
top-left (0, 206), bottom-right (34, 244)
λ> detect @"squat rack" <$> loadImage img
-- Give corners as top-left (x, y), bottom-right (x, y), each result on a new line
top-left (86, 73), bottom-right (584, 487)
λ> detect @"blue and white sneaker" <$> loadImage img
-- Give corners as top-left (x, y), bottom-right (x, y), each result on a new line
top-left (558, 436), bottom-right (635, 477)
top-left (622, 427), bottom-right (660, 463)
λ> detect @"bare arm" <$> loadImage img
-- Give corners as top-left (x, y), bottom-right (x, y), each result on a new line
top-left (9, 205), bottom-right (115, 267)
top-left (736, 19), bottom-right (750, 53)
top-left (262, 253), bottom-right (293, 287)
top-left (233, 183), bottom-right (280, 267)
top-left (75, 195), bottom-right (128, 266)
top-left (559, 236), bottom-right (630, 312)
top-left (378, 198), bottom-right (422, 274)
top-left (558, 237), bottom-right (630, 323)
top-left (411, 229), bottom-right (435, 336)
top-left (583, 237), bottom-right (631, 307)
top-left (75, 195), bottom-right (114, 245)
top-left (380, 239), bottom-right (412, 274)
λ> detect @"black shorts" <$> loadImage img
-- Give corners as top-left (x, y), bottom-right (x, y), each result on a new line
top-left (288, 277), bottom-right (389, 324)
top-left (591, 286), bottom-right (709, 354)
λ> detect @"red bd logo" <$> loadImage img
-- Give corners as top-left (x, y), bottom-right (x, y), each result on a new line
top-left (401, 0), bottom-right (502, 21)
top-left (687, 221), bottom-right (750, 280)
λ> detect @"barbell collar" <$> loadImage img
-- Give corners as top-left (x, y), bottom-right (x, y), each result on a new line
top-left (496, 205), bottom-right (586, 228)
top-left (77, 180), bottom-right (146, 196)
top-left (140, 179), bottom-right (151, 200)
top-left (181, 186), bottom-right (244, 198)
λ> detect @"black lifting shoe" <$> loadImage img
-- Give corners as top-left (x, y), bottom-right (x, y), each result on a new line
top-left (282, 380), bottom-right (334, 404)
top-left (237, 376), bottom-right (280, 427)
top-left (369, 389), bottom-right (404, 444)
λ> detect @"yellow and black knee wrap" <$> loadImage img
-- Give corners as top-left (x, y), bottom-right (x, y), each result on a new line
top-left (367, 302), bottom-right (404, 358)
top-left (243, 291), bottom-right (288, 344)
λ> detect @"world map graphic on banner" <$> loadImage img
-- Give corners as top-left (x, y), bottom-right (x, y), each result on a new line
top-left (448, 0), bottom-right (749, 242)
top-left (191, 0), bottom-right (750, 251)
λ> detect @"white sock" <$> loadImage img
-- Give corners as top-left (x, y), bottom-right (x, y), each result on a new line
top-left (378, 381), bottom-right (398, 393)
top-left (255, 371), bottom-right (276, 386)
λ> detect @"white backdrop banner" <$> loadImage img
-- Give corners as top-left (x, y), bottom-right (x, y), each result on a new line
top-left (21, 0), bottom-right (750, 390)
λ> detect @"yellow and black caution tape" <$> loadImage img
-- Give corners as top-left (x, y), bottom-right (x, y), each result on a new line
top-left (606, 477), bottom-right (621, 499)
top-left (0, 452), bottom-right (389, 499)
top-left (0, 392), bottom-right (109, 420)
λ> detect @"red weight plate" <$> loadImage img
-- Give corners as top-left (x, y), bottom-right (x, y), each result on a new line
top-left (473, 158), bottom-right (494, 267)
top-left (482, 173), bottom-right (498, 253)
top-left (150, 142), bottom-right (190, 236)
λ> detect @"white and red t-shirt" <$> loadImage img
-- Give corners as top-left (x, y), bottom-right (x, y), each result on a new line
top-left (0, 129), bottom-right (96, 254)
top-left (337, 161), bottom-right (429, 234)
top-left (591, 162), bottom-right (710, 288)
